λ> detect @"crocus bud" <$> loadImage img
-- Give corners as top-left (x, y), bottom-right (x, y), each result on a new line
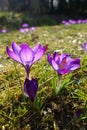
top-left (24, 78), bottom-right (38, 102)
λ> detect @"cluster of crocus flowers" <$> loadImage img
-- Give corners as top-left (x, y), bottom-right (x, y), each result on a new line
top-left (47, 52), bottom-right (80, 92)
top-left (6, 42), bottom-right (46, 101)
top-left (6, 41), bottom-right (81, 100)
top-left (62, 19), bottom-right (87, 26)
top-left (81, 42), bottom-right (87, 53)
top-left (19, 23), bottom-right (35, 33)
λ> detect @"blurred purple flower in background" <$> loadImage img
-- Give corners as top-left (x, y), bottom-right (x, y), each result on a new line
top-left (48, 52), bottom-right (80, 75)
top-left (24, 78), bottom-right (38, 102)
top-left (81, 42), bottom-right (87, 53)
top-left (22, 23), bottom-right (29, 28)
top-left (64, 22), bottom-right (70, 26)
top-left (6, 42), bottom-right (47, 78)
top-left (68, 19), bottom-right (76, 24)
top-left (1, 29), bottom-right (7, 33)
top-left (19, 28), bottom-right (26, 33)
top-left (19, 28), bottom-right (29, 33)
top-left (62, 19), bottom-right (87, 25)
top-left (19, 23), bottom-right (35, 33)
top-left (62, 20), bottom-right (69, 26)
top-left (30, 27), bottom-right (35, 31)
top-left (76, 19), bottom-right (82, 24)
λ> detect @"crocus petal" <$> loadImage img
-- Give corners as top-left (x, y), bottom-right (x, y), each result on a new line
top-left (33, 46), bottom-right (46, 63)
top-left (85, 43), bottom-right (87, 51)
top-left (58, 69), bottom-right (70, 74)
top-left (53, 52), bottom-right (60, 64)
top-left (51, 59), bottom-right (59, 71)
top-left (81, 42), bottom-right (87, 52)
top-left (19, 45), bottom-right (34, 66)
top-left (60, 53), bottom-right (70, 63)
top-left (32, 44), bottom-right (41, 54)
top-left (48, 54), bottom-right (59, 71)
top-left (12, 42), bottom-right (21, 55)
top-left (6, 46), bottom-right (21, 63)
top-left (69, 58), bottom-right (80, 71)
top-left (20, 43), bottom-right (30, 49)
top-left (24, 78), bottom-right (38, 102)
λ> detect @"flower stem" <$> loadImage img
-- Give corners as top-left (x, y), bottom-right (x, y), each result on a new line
top-left (57, 74), bottom-right (62, 93)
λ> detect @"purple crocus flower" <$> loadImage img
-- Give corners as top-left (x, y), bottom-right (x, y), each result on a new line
top-left (68, 19), bottom-right (76, 24)
top-left (30, 27), bottom-right (35, 31)
top-left (24, 78), bottom-right (38, 102)
top-left (19, 23), bottom-right (29, 33)
top-left (64, 22), bottom-right (70, 26)
top-left (24, 28), bottom-right (29, 32)
top-left (6, 42), bottom-right (46, 78)
top-left (76, 19), bottom-right (82, 24)
top-left (81, 42), bottom-right (87, 53)
top-left (70, 20), bottom-right (76, 24)
top-left (1, 29), bottom-right (7, 33)
top-left (22, 23), bottom-right (29, 28)
top-left (62, 20), bottom-right (66, 24)
top-left (19, 28), bottom-right (25, 33)
top-left (19, 28), bottom-right (29, 33)
top-left (47, 52), bottom-right (80, 75)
